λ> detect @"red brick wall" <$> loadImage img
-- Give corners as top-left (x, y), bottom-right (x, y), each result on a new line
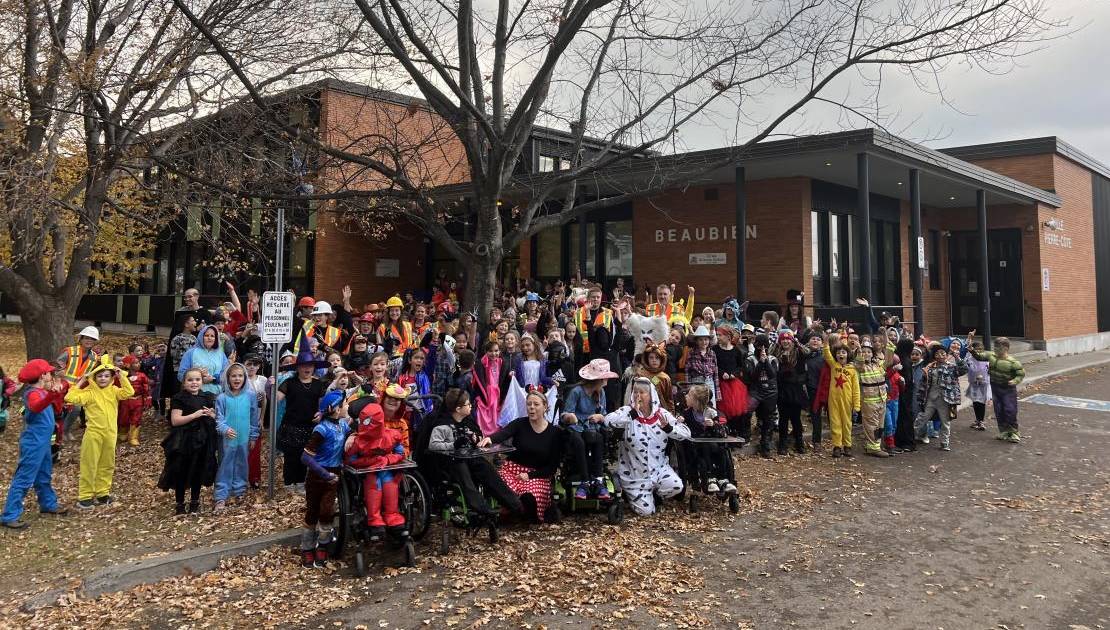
top-left (965, 154), bottom-right (1055, 190)
top-left (631, 177), bottom-right (810, 306)
top-left (1038, 155), bottom-right (1096, 339)
top-left (312, 88), bottom-right (468, 303)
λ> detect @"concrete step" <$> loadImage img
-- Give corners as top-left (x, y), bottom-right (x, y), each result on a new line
top-left (1007, 338), bottom-right (1036, 353)
top-left (1013, 349), bottom-right (1050, 365)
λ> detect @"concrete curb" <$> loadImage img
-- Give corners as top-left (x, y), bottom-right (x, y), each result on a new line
top-left (22, 528), bottom-right (301, 612)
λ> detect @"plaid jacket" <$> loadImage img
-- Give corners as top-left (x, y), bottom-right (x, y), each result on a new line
top-left (684, 348), bottom-right (719, 400)
top-left (915, 358), bottom-right (967, 411)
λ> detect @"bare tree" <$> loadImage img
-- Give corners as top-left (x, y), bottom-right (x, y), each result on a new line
top-left (179, 0), bottom-right (1062, 321)
top-left (0, 0), bottom-right (369, 358)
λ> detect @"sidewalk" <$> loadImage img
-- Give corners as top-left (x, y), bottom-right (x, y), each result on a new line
top-left (956, 349), bottom-right (1110, 410)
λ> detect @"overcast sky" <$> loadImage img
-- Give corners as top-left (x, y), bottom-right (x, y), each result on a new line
top-left (674, 0), bottom-right (1110, 161)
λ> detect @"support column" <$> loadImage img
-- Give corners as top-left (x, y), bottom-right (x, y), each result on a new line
top-left (977, 189), bottom-right (992, 348)
top-left (578, 216), bottom-right (588, 281)
top-left (857, 153), bottom-right (872, 301)
top-left (735, 165), bottom-right (747, 301)
top-left (909, 169), bottom-right (924, 336)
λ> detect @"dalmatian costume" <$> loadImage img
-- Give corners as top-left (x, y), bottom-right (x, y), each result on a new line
top-left (604, 379), bottom-right (690, 516)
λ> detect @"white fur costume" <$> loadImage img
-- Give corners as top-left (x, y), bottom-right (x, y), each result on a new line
top-left (623, 313), bottom-right (669, 358)
top-left (604, 382), bottom-right (690, 516)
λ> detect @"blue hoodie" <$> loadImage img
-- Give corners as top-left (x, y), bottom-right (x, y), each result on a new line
top-left (216, 363), bottom-right (259, 448)
top-left (178, 324), bottom-right (230, 395)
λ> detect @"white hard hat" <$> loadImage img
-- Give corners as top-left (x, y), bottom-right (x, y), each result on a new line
top-left (310, 301), bottom-right (333, 316)
top-left (78, 326), bottom-right (100, 341)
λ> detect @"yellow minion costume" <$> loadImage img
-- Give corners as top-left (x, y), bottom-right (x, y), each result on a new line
top-left (823, 343), bottom-right (860, 453)
top-left (65, 356), bottom-right (134, 505)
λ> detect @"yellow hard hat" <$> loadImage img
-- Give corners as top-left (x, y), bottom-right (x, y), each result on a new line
top-left (385, 296), bottom-right (404, 309)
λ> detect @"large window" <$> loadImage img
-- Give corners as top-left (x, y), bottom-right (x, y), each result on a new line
top-left (928, 229), bottom-right (941, 289)
top-left (535, 228), bottom-right (562, 277)
top-left (603, 220), bottom-right (633, 278)
top-left (538, 155), bottom-right (558, 172)
top-left (567, 222), bottom-right (597, 277)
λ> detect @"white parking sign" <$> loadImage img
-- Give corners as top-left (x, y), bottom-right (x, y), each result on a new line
top-left (260, 291), bottom-right (295, 344)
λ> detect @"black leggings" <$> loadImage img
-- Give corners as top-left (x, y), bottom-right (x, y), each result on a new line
top-left (566, 430), bottom-right (605, 480)
top-left (450, 459), bottom-right (522, 515)
top-left (174, 479), bottom-right (201, 506)
top-left (973, 401), bottom-right (986, 423)
top-left (282, 447), bottom-right (307, 485)
top-left (777, 401), bottom-right (804, 451)
top-left (753, 398), bottom-right (777, 453)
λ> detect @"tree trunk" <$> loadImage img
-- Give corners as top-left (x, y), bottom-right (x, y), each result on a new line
top-left (464, 250), bottom-right (500, 329)
top-left (18, 297), bottom-right (80, 362)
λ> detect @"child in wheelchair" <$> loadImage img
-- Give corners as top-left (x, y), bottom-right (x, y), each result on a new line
top-left (345, 402), bottom-right (408, 541)
top-left (678, 384), bottom-right (737, 496)
top-left (559, 359), bottom-right (619, 501)
top-left (418, 388), bottom-right (523, 522)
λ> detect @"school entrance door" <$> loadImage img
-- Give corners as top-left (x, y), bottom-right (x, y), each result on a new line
top-left (949, 228), bottom-right (1024, 336)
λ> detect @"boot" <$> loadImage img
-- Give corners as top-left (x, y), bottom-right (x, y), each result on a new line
top-left (842, 446), bottom-right (854, 458)
top-left (363, 478), bottom-right (386, 539)
top-left (831, 447), bottom-right (842, 458)
top-left (128, 425), bottom-right (140, 447)
top-left (381, 479), bottom-right (406, 529)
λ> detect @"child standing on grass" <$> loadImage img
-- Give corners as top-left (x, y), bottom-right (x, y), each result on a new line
top-left (160, 368), bottom-right (219, 515)
top-left (117, 355), bottom-right (150, 447)
top-left (66, 356), bottom-right (134, 509)
top-left (823, 333), bottom-right (860, 458)
top-left (1, 360), bottom-right (69, 529)
top-left (300, 390), bottom-right (350, 568)
top-left (966, 332), bottom-right (1025, 443)
top-left (214, 363), bottom-right (259, 512)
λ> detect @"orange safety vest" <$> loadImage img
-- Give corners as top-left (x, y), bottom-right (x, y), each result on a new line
top-left (575, 307), bottom-right (613, 354)
top-left (62, 346), bottom-right (94, 382)
top-left (412, 321), bottom-right (434, 341)
top-left (378, 321), bottom-right (414, 357)
top-left (295, 322), bottom-right (342, 351)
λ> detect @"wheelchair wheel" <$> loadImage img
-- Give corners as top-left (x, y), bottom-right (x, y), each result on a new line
top-left (728, 494), bottom-right (740, 514)
top-left (401, 471), bottom-right (432, 542)
top-left (333, 475), bottom-right (353, 557)
top-left (606, 501), bottom-right (623, 525)
top-left (354, 550), bottom-right (367, 577)
top-left (403, 540), bottom-right (416, 567)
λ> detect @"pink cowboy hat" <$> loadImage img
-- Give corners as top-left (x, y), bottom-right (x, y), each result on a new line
top-left (578, 358), bottom-right (618, 381)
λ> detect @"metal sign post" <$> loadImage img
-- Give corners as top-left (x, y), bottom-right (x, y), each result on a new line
top-left (262, 206), bottom-right (291, 500)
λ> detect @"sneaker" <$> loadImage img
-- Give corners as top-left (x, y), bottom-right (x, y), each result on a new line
top-left (213, 501), bottom-right (226, 513)
top-left (842, 447), bottom-right (854, 458)
top-left (1006, 432), bottom-right (1021, 443)
top-left (722, 482), bottom-right (738, 495)
top-left (865, 448), bottom-right (889, 458)
top-left (996, 431), bottom-right (1009, 440)
top-left (1, 519), bottom-right (27, 529)
top-left (574, 484), bottom-right (589, 501)
top-left (95, 495), bottom-right (114, 506)
top-left (972, 421), bottom-right (986, 431)
top-left (596, 485), bottom-right (611, 501)
top-left (939, 443), bottom-right (952, 452)
top-left (831, 447), bottom-right (842, 458)
top-left (75, 499), bottom-right (95, 510)
top-left (314, 547), bottom-right (329, 568)
top-left (706, 479), bottom-right (720, 493)
top-left (921, 435), bottom-right (930, 445)
top-left (40, 506), bottom-right (69, 516)
top-left (187, 501), bottom-right (200, 514)
top-left (175, 503), bottom-right (186, 516)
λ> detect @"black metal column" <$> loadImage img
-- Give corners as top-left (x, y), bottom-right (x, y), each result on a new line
top-left (910, 168), bottom-right (924, 336)
top-left (977, 189), bottom-right (992, 348)
top-left (735, 165), bottom-right (747, 300)
top-left (857, 153), bottom-right (872, 300)
top-left (578, 217), bottom-right (588, 281)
